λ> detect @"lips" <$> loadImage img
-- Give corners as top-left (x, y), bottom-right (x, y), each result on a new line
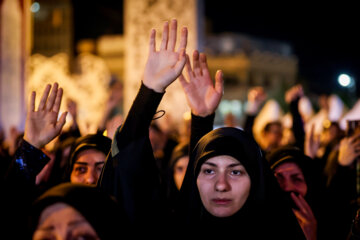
top-left (212, 198), bottom-right (232, 205)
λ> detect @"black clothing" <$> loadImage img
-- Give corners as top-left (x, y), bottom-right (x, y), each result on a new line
top-left (98, 83), bottom-right (165, 233)
top-left (1, 140), bottom-right (50, 239)
top-left (64, 133), bottom-right (112, 181)
top-left (31, 182), bottom-right (127, 239)
top-left (267, 145), bottom-right (327, 239)
top-left (177, 123), bottom-right (305, 238)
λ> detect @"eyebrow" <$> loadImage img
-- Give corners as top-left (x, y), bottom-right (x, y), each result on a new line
top-left (37, 219), bottom-right (87, 232)
top-left (203, 162), bottom-right (242, 168)
top-left (74, 161), bottom-right (105, 167)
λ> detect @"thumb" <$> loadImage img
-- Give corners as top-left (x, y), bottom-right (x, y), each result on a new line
top-left (215, 70), bottom-right (224, 95)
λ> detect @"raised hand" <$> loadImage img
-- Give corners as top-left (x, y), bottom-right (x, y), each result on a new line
top-left (285, 84), bottom-right (304, 104)
top-left (338, 132), bottom-right (360, 166)
top-left (143, 19), bottom-right (187, 93)
top-left (179, 50), bottom-right (223, 117)
top-left (23, 83), bottom-right (67, 149)
top-left (291, 193), bottom-right (317, 240)
top-left (305, 124), bottom-right (321, 159)
top-left (246, 86), bottom-right (267, 115)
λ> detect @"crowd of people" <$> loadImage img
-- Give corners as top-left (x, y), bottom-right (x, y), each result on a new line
top-left (1, 19), bottom-right (360, 239)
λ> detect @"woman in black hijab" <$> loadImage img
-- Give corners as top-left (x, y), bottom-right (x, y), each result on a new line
top-left (30, 182), bottom-right (127, 240)
top-left (175, 127), bottom-right (305, 238)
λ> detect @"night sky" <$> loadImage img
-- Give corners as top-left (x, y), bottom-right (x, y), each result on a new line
top-left (72, 0), bottom-right (359, 99)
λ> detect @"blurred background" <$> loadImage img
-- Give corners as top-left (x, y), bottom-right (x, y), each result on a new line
top-left (0, 0), bottom-right (358, 137)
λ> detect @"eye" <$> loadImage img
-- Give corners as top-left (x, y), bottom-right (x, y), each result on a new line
top-left (73, 234), bottom-right (99, 240)
top-left (73, 166), bottom-right (87, 175)
top-left (230, 170), bottom-right (243, 176)
top-left (293, 177), bottom-right (305, 183)
top-left (203, 168), bottom-right (215, 175)
top-left (96, 166), bottom-right (103, 173)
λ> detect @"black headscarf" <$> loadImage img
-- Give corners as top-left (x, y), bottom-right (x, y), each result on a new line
top-left (177, 127), bottom-right (305, 239)
top-left (64, 134), bottom-right (111, 181)
top-left (267, 145), bottom-right (316, 188)
top-left (266, 145), bottom-right (325, 224)
top-left (30, 182), bottom-right (128, 239)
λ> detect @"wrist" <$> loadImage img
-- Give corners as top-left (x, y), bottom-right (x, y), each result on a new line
top-left (142, 80), bottom-right (165, 93)
top-left (23, 135), bottom-right (42, 149)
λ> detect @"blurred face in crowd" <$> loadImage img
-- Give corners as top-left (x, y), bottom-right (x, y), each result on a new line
top-left (263, 122), bottom-right (283, 150)
top-left (173, 156), bottom-right (189, 190)
top-left (149, 127), bottom-right (166, 152)
top-left (197, 155), bottom-right (251, 217)
top-left (273, 162), bottom-right (307, 197)
top-left (33, 202), bottom-right (99, 240)
top-left (70, 149), bottom-right (106, 185)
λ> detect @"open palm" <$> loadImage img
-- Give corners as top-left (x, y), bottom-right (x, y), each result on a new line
top-left (24, 83), bottom-right (67, 148)
top-left (179, 50), bottom-right (223, 117)
top-left (143, 19), bottom-right (187, 93)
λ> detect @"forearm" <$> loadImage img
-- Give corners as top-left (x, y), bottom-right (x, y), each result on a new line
top-left (190, 113), bottom-right (215, 154)
top-left (114, 82), bottom-right (163, 151)
top-left (290, 98), bottom-right (305, 150)
top-left (4, 139), bottom-right (49, 188)
top-left (243, 114), bottom-right (256, 140)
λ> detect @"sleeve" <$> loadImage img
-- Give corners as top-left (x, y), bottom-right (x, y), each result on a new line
top-left (1, 139), bottom-right (50, 239)
top-left (189, 113), bottom-right (215, 153)
top-left (4, 139), bottom-right (49, 184)
top-left (290, 97), bottom-right (305, 151)
top-left (243, 114), bottom-right (256, 140)
top-left (98, 82), bottom-right (166, 224)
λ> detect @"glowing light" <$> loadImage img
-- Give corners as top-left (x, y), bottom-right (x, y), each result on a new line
top-left (338, 74), bottom-right (351, 87)
top-left (30, 2), bottom-right (40, 13)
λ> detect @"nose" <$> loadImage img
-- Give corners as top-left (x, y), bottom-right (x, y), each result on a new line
top-left (215, 173), bottom-right (231, 192)
top-left (84, 169), bottom-right (97, 185)
top-left (282, 179), bottom-right (296, 193)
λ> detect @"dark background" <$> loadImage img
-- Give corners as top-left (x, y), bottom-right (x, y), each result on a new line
top-left (72, 0), bottom-right (359, 101)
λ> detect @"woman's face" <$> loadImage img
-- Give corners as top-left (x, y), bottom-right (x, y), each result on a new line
top-left (70, 149), bottom-right (106, 185)
top-left (33, 202), bottom-right (99, 240)
top-left (273, 162), bottom-right (308, 197)
top-left (173, 156), bottom-right (189, 190)
top-left (197, 155), bottom-right (251, 217)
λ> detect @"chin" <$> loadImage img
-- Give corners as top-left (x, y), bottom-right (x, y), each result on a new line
top-left (210, 208), bottom-right (236, 218)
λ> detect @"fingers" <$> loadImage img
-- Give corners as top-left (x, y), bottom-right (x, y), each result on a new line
top-left (215, 70), bottom-right (224, 95)
top-left (38, 84), bottom-right (51, 111)
top-left (173, 48), bottom-right (186, 76)
top-left (291, 193), bottom-right (315, 220)
top-left (167, 19), bottom-right (177, 51)
top-left (179, 74), bottom-right (188, 88)
top-left (292, 209), bottom-right (307, 224)
top-left (160, 21), bottom-right (169, 50)
top-left (184, 54), bottom-right (194, 79)
top-left (192, 50), bottom-right (201, 76)
top-left (178, 27), bottom-right (188, 52)
top-left (149, 29), bottom-right (156, 53)
top-left (29, 91), bottom-right (36, 112)
top-left (45, 83), bottom-right (59, 111)
top-left (199, 53), bottom-right (210, 79)
top-left (56, 111), bottom-right (68, 132)
top-left (52, 88), bottom-right (63, 113)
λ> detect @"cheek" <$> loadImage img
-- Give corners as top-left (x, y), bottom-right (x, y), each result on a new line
top-left (297, 182), bottom-right (308, 196)
top-left (196, 178), bottom-right (212, 201)
top-left (233, 177), bottom-right (251, 201)
top-left (70, 172), bottom-right (83, 183)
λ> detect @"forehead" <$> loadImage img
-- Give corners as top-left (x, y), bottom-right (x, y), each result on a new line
top-left (38, 202), bottom-right (80, 226)
top-left (204, 155), bottom-right (240, 166)
top-left (175, 156), bottom-right (189, 165)
top-left (75, 149), bottom-right (106, 163)
top-left (274, 162), bottom-right (303, 175)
